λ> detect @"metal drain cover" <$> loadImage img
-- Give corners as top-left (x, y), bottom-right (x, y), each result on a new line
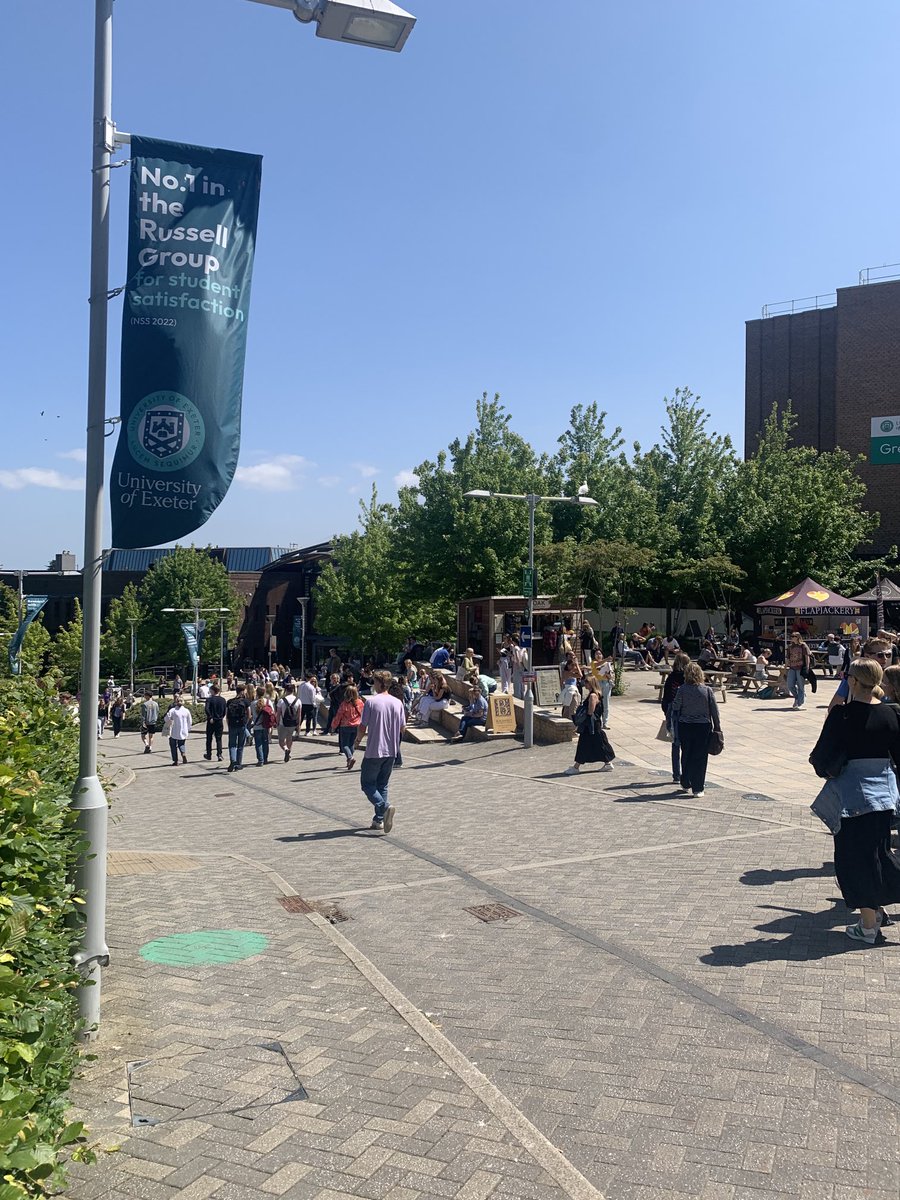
top-left (742, 792), bottom-right (775, 803)
top-left (127, 1040), bottom-right (308, 1127)
top-left (465, 903), bottom-right (522, 923)
top-left (277, 895), bottom-right (314, 913)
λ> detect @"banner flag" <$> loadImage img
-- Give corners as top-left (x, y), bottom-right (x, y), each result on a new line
top-left (8, 596), bottom-right (49, 675)
top-left (181, 620), bottom-right (207, 672)
top-left (292, 614), bottom-right (304, 649)
top-left (110, 136), bottom-right (263, 548)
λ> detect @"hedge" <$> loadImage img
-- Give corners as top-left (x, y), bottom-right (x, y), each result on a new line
top-left (120, 698), bottom-right (207, 732)
top-left (0, 679), bottom-right (94, 1196)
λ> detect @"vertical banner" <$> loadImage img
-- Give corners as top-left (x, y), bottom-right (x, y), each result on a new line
top-left (8, 596), bottom-right (49, 675)
top-left (292, 614), bottom-right (304, 649)
top-left (181, 620), bottom-right (206, 673)
top-left (111, 136), bottom-right (263, 548)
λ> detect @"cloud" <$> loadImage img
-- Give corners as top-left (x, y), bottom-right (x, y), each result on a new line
top-left (234, 454), bottom-right (311, 491)
top-left (317, 475), bottom-right (341, 488)
top-left (394, 469), bottom-right (419, 489)
top-left (58, 448), bottom-right (87, 464)
top-left (0, 467), bottom-right (83, 491)
top-left (353, 462), bottom-right (379, 478)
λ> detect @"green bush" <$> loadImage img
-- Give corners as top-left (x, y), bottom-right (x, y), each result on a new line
top-left (0, 679), bottom-right (93, 1196)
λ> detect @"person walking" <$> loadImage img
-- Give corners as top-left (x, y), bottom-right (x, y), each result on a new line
top-left (661, 651), bottom-right (689, 784)
top-left (139, 690), bottom-right (159, 754)
top-left (297, 673), bottom-right (318, 735)
top-left (333, 683), bottom-right (365, 769)
top-left (226, 684), bottom-right (251, 772)
top-left (592, 651), bottom-right (614, 729)
top-left (564, 676), bottom-right (615, 775)
top-left (670, 662), bottom-right (721, 797)
top-left (203, 683), bottom-right (226, 761)
top-left (785, 630), bottom-right (812, 710)
top-left (277, 684), bottom-right (299, 761)
top-left (809, 658), bottom-right (900, 944)
top-left (353, 670), bottom-right (405, 833)
top-left (580, 621), bottom-right (598, 666)
top-left (110, 693), bottom-right (125, 738)
top-left (251, 686), bottom-right (275, 765)
top-left (163, 693), bottom-right (192, 765)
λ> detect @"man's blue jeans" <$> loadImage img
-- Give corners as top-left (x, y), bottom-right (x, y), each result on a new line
top-left (458, 715), bottom-right (486, 739)
top-left (360, 755), bottom-right (393, 820)
top-left (787, 668), bottom-right (806, 708)
top-left (228, 727), bottom-right (246, 766)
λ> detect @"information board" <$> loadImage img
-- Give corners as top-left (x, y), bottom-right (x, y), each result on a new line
top-left (534, 665), bottom-right (563, 707)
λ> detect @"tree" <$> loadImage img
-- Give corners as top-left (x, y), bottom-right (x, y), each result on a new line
top-left (550, 403), bottom-right (629, 543)
top-left (136, 547), bottom-right (244, 667)
top-left (723, 405), bottom-right (881, 609)
top-left (100, 582), bottom-right (144, 680)
top-left (394, 393), bottom-right (556, 609)
top-left (537, 538), bottom-right (657, 628)
top-left (48, 600), bottom-right (83, 692)
top-left (314, 488), bottom-right (449, 654)
top-left (0, 584), bottom-right (51, 679)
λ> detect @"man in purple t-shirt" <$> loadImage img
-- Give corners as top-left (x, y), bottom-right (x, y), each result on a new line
top-left (354, 670), bottom-right (405, 833)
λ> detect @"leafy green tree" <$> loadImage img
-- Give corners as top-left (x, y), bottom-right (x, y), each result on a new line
top-left (550, 403), bottom-right (631, 543)
top-left (538, 538), bottom-right (657, 621)
top-left (723, 405), bottom-right (881, 607)
top-left (394, 393), bottom-right (558, 608)
top-left (136, 547), bottom-right (244, 667)
top-left (0, 583), bottom-right (51, 679)
top-left (48, 600), bottom-right (83, 692)
top-left (100, 582), bottom-right (144, 680)
top-left (314, 488), bottom-right (449, 654)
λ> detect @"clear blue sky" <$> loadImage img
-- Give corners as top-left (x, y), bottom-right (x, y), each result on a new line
top-left (3, 0), bottom-right (900, 568)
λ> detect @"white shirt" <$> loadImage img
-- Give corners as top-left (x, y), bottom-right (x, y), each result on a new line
top-left (198, 683), bottom-right (210, 699)
top-left (164, 706), bottom-right (192, 740)
top-left (278, 695), bottom-right (299, 723)
top-left (298, 681), bottom-right (316, 705)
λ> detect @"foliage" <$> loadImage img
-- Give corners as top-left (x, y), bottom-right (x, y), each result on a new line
top-left (0, 587), bottom-right (50, 681)
top-left (47, 602), bottom-right (83, 694)
top-left (537, 539), bottom-right (656, 614)
top-left (135, 548), bottom-right (244, 668)
top-left (722, 405), bottom-right (880, 607)
top-left (100, 584), bottom-right (144, 681)
top-left (0, 678), bottom-right (94, 1195)
top-left (315, 489), bottom-right (450, 653)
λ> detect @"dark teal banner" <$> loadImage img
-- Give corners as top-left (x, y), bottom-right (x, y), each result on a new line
top-left (8, 595), bottom-right (48, 675)
top-left (111, 136), bottom-right (262, 548)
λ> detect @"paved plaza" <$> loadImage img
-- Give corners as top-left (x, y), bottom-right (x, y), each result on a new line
top-left (68, 673), bottom-right (900, 1200)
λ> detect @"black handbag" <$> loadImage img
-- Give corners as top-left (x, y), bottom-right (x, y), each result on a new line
top-left (706, 689), bottom-right (724, 755)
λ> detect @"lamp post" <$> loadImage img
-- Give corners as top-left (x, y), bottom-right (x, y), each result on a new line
top-left (217, 614), bottom-right (228, 683)
top-left (463, 490), bottom-right (598, 749)
top-left (161, 603), bottom-right (230, 701)
top-left (71, 0), bottom-right (415, 1037)
top-left (126, 617), bottom-right (139, 696)
top-left (297, 596), bottom-right (309, 678)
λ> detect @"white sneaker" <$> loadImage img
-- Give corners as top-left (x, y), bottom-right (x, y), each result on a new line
top-left (692, 789), bottom-right (705, 797)
top-left (600, 762), bottom-right (614, 772)
top-left (564, 765), bottom-right (580, 775)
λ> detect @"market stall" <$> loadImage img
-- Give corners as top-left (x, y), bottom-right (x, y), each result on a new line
top-left (755, 577), bottom-right (867, 650)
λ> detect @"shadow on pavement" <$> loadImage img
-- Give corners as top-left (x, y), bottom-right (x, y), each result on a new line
top-left (699, 902), bottom-right (899, 965)
top-left (740, 864), bottom-right (833, 886)
top-left (276, 829), bottom-right (372, 843)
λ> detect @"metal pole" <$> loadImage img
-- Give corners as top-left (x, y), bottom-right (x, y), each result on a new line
top-left (128, 620), bottom-right (136, 696)
top-left (523, 494), bottom-right (536, 749)
top-left (193, 602), bottom-right (200, 703)
top-left (219, 617), bottom-right (226, 683)
top-left (71, 0), bottom-right (113, 1039)
top-left (298, 596), bottom-right (308, 678)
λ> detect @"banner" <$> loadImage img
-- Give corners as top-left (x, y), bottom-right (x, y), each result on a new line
top-left (8, 596), bottom-right (49, 675)
top-left (292, 614), bottom-right (304, 649)
top-left (110, 136), bottom-right (263, 548)
top-left (181, 620), bottom-right (206, 672)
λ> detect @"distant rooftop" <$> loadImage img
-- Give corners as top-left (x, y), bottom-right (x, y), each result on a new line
top-left (104, 547), bottom-right (290, 574)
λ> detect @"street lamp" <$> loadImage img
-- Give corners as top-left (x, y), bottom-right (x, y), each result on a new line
top-left (72, 0), bottom-right (416, 1038)
top-left (463, 490), bottom-right (598, 749)
top-left (161, 602), bottom-right (230, 701)
top-left (126, 617), bottom-right (139, 696)
top-left (297, 595), bottom-right (309, 678)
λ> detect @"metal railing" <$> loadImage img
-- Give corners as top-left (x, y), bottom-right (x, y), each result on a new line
top-left (859, 262), bottom-right (900, 286)
top-left (760, 293), bottom-right (836, 318)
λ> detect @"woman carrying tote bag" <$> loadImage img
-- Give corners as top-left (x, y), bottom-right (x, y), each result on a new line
top-left (670, 662), bottom-right (722, 798)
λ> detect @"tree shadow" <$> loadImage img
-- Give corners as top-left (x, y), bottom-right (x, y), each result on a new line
top-left (700, 902), bottom-right (896, 965)
top-left (741, 864), bottom-right (833, 886)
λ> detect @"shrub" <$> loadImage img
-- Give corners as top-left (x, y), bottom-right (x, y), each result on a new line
top-left (0, 679), bottom-right (93, 1196)
top-left (121, 698), bottom-right (206, 732)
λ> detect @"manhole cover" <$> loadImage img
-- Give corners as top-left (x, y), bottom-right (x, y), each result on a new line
top-left (107, 852), bottom-right (201, 877)
top-left (464, 903), bottom-right (521, 923)
top-left (742, 792), bottom-right (775, 803)
top-left (127, 1040), bottom-right (308, 1126)
top-left (277, 895), bottom-right (314, 913)
top-left (139, 930), bottom-right (268, 966)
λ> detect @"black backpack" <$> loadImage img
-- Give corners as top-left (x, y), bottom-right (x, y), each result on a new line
top-left (281, 698), bottom-right (297, 727)
top-left (226, 698), bottom-right (247, 726)
top-left (572, 699), bottom-right (592, 731)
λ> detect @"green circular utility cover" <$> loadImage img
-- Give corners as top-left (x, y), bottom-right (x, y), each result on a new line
top-left (139, 930), bottom-right (268, 966)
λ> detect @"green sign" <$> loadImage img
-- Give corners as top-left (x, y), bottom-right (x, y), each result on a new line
top-left (111, 136), bottom-right (263, 548)
top-left (523, 567), bottom-right (536, 597)
top-left (870, 415), bottom-right (900, 464)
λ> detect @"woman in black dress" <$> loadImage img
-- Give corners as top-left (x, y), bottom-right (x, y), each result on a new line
top-left (564, 676), bottom-right (615, 775)
top-left (809, 658), bottom-right (900, 944)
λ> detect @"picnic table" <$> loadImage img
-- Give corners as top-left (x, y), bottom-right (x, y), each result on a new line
top-left (653, 667), bottom-right (729, 704)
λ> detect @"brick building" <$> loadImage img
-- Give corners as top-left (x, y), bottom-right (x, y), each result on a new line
top-left (745, 276), bottom-right (900, 555)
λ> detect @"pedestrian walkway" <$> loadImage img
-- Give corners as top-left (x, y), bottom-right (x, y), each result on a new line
top-left (67, 685), bottom-right (900, 1200)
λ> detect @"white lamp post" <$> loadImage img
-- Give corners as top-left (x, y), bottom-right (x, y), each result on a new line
top-left (463, 490), bottom-right (598, 749)
top-left (72, 0), bottom-right (416, 1038)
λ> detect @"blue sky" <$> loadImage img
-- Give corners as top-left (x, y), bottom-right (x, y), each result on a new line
top-left (3, 0), bottom-right (900, 568)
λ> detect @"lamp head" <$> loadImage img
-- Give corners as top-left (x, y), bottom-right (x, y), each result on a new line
top-left (464, 489), bottom-right (492, 499)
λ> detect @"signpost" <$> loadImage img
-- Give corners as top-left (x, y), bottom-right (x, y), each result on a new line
top-left (522, 567), bottom-right (536, 598)
top-left (520, 625), bottom-right (533, 649)
top-left (870, 415), bottom-right (900, 464)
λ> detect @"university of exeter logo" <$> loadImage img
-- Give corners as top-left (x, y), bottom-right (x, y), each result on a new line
top-left (127, 391), bottom-right (205, 472)
top-left (881, 419), bottom-right (895, 433)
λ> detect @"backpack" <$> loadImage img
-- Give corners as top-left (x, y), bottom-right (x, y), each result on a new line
top-left (260, 704), bottom-right (277, 730)
top-left (281, 698), bottom-right (297, 727)
top-left (226, 698), bottom-right (247, 726)
top-left (572, 699), bottom-right (592, 731)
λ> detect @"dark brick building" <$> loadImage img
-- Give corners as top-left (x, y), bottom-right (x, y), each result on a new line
top-left (745, 277), bottom-right (900, 555)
